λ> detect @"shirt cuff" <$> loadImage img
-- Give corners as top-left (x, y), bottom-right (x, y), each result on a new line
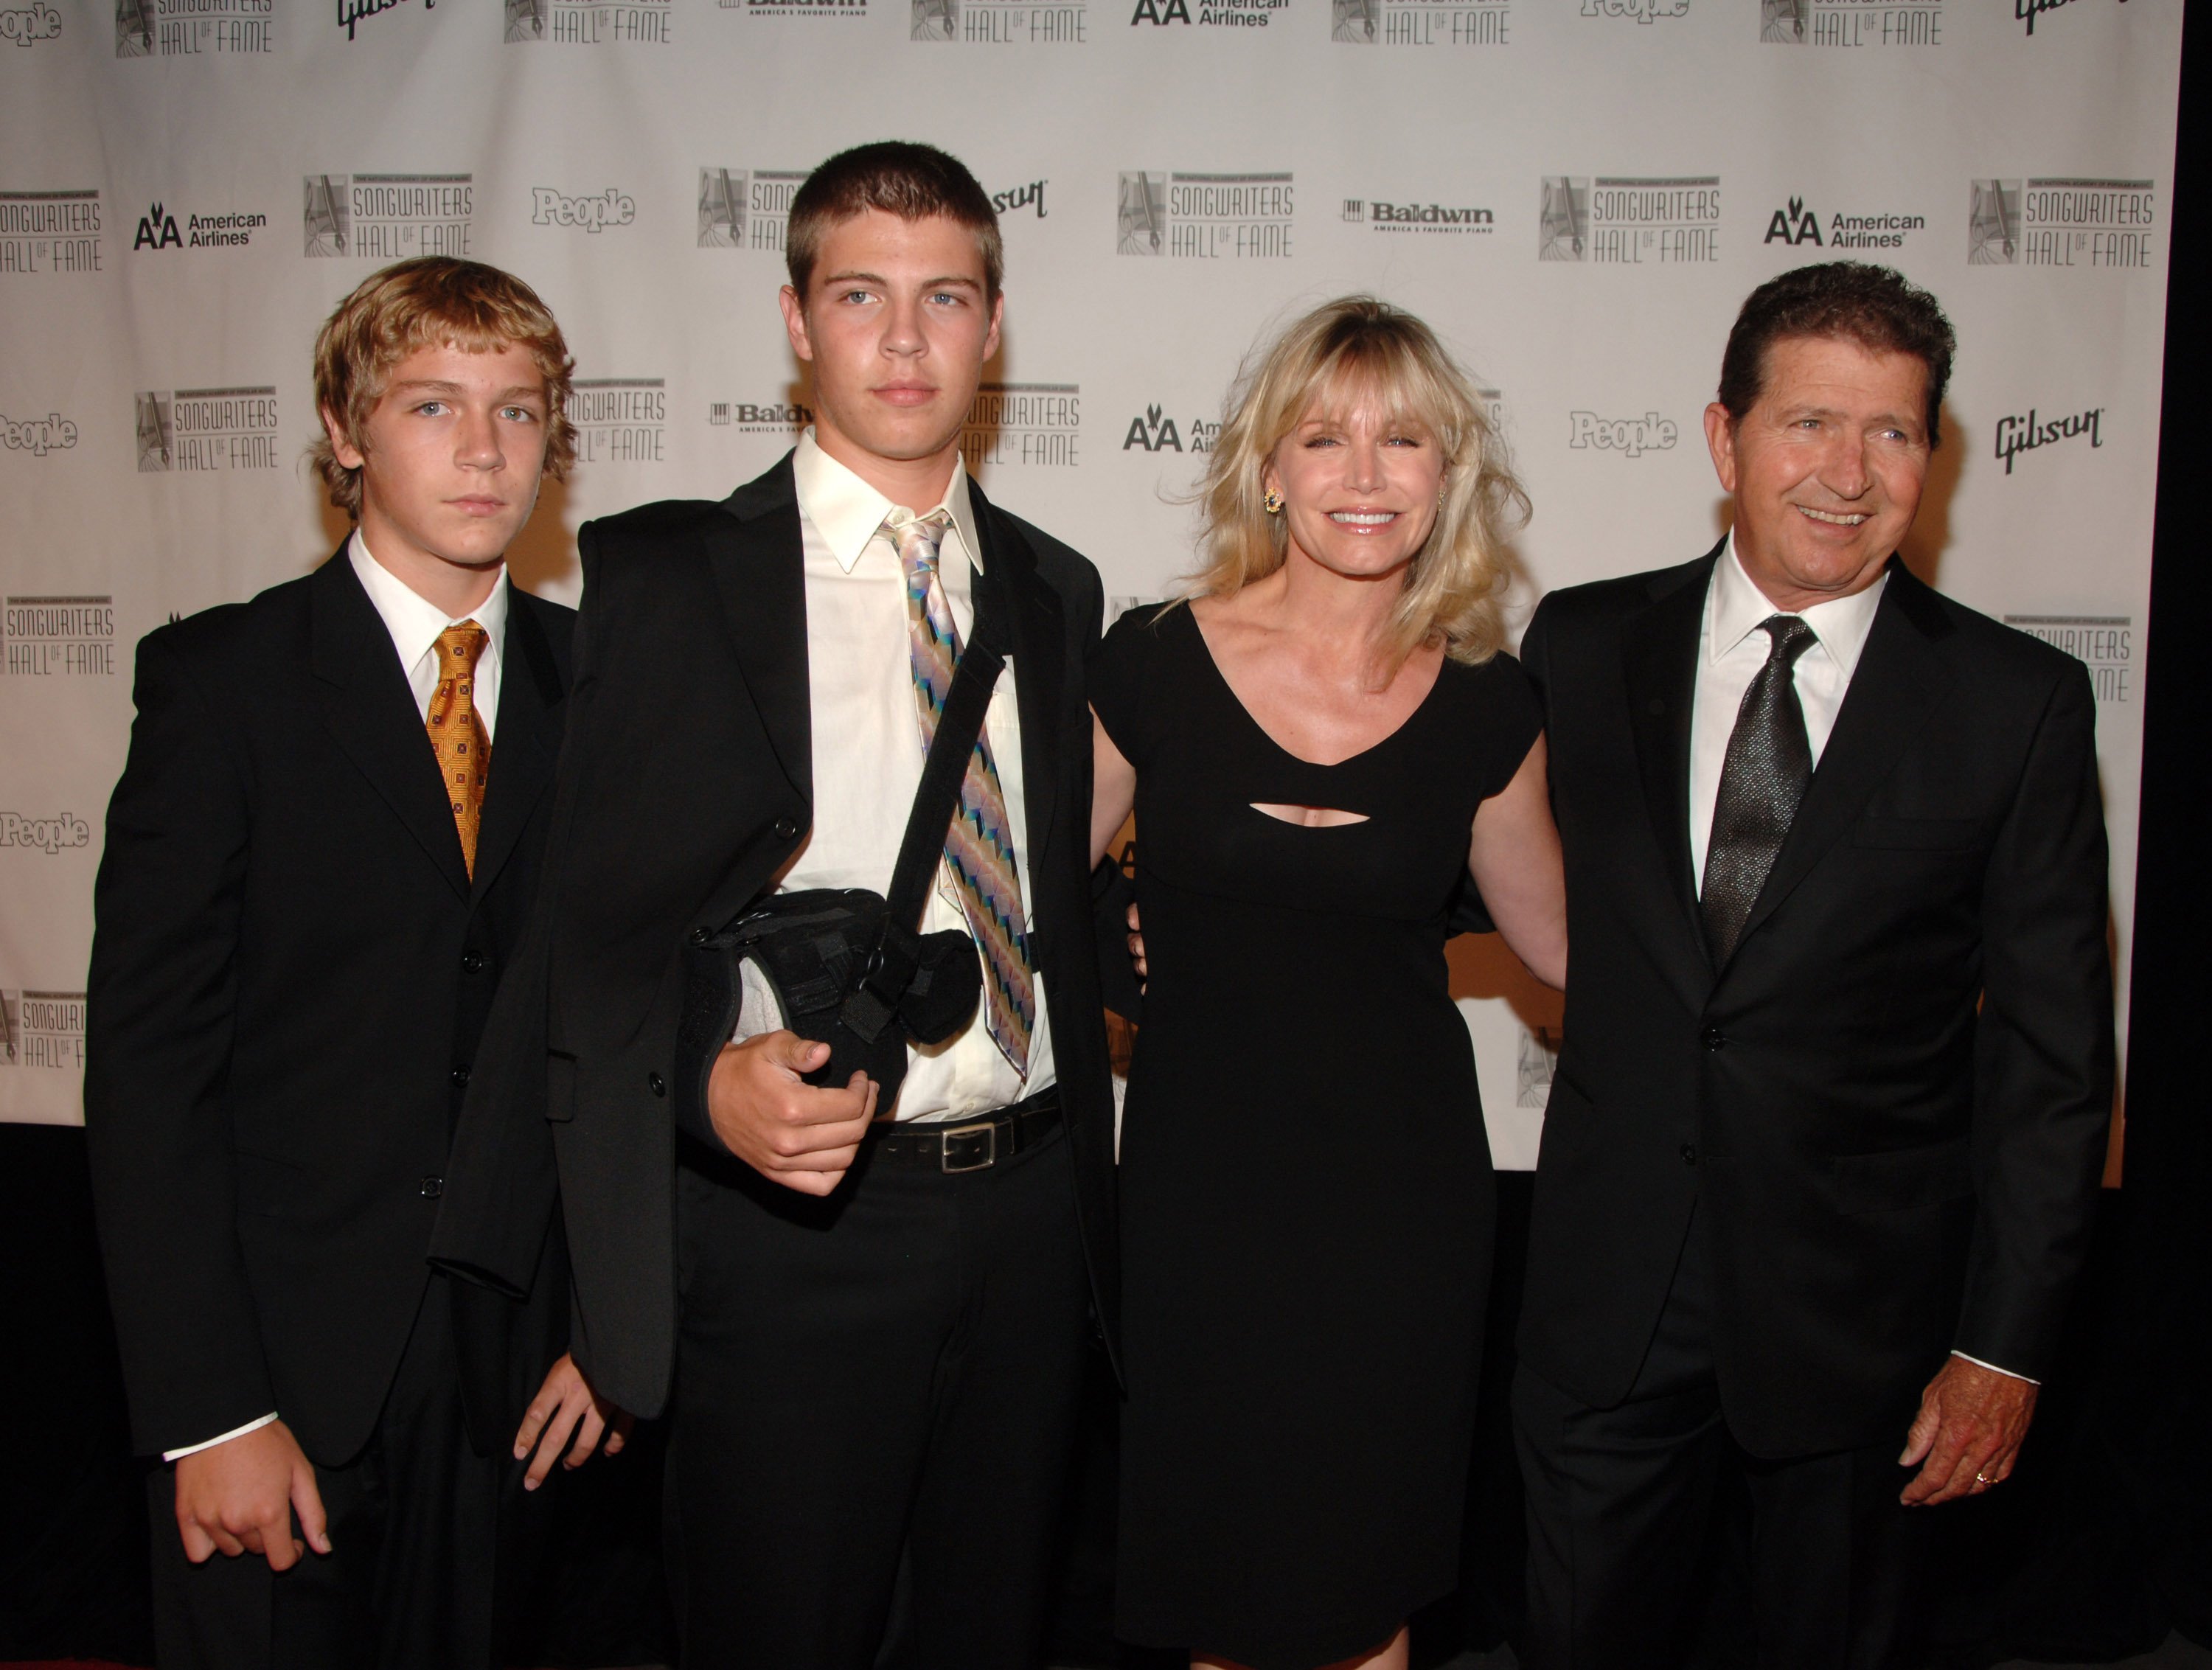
top-left (162, 1411), bottom-right (279, 1462)
top-left (1950, 1350), bottom-right (2039, 1386)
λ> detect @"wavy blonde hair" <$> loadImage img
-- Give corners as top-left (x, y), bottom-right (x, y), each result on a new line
top-left (310, 257), bottom-right (576, 521)
top-left (1184, 296), bottom-right (1527, 670)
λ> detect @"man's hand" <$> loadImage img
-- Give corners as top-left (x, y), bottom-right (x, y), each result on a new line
top-left (173, 1419), bottom-right (330, 1569)
top-left (1899, 1355), bottom-right (2039, 1505)
top-left (706, 1030), bottom-right (879, 1196)
top-left (1126, 902), bottom-right (1147, 987)
top-left (513, 1352), bottom-right (633, 1491)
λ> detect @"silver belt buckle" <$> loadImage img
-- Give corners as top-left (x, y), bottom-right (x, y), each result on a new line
top-left (939, 1118), bottom-right (999, 1174)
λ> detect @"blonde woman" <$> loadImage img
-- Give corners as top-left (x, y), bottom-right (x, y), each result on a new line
top-left (1089, 298), bottom-right (1567, 1670)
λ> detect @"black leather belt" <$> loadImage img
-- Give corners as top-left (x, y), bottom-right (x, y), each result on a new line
top-left (871, 1088), bottom-right (1060, 1174)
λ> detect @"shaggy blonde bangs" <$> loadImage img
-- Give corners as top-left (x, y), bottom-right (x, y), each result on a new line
top-left (1184, 296), bottom-right (1528, 670)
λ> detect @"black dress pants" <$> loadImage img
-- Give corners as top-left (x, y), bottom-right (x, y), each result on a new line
top-left (147, 1274), bottom-right (508, 1670)
top-left (1514, 1208), bottom-right (1930, 1670)
top-left (667, 1117), bottom-right (1093, 1670)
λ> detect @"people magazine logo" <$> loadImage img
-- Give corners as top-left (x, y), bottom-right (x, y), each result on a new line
top-left (2001, 615), bottom-right (2132, 703)
top-left (5, 596), bottom-right (114, 676)
top-left (133, 201), bottom-right (269, 251)
top-left (133, 388), bottom-right (281, 474)
top-left (1121, 403), bottom-right (1220, 454)
top-left (1118, 173), bottom-right (1293, 258)
top-left (505, 0), bottom-right (670, 41)
top-left (116, 0), bottom-right (273, 54)
top-left (531, 186), bottom-right (636, 234)
top-left (1762, 195), bottom-right (1924, 252)
top-left (1540, 177), bottom-right (1719, 263)
top-left (305, 175), bottom-right (473, 259)
top-left (0, 190), bottom-right (104, 277)
top-left (1994, 405), bottom-right (2103, 475)
top-left (914, 0), bottom-right (1085, 43)
top-left (699, 168), bottom-right (807, 251)
top-left (1334, 0), bottom-right (1506, 46)
top-left (568, 379), bottom-right (666, 465)
top-left (1579, 0), bottom-right (1684, 22)
top-left (1568, 411), bottom-right (1678, 458)
top-left (1968, 179), bottom-right (2154, 270)
top-left (1, 1), bottom-right (61, 45)
top-left (966, 384), bottom-right (1080, 468)
top-left (708, 398), bottom-right (812, 435)
top-left (1343, 197), bottom-right (1494, 234)
top-left (0, 990), bottom-right (88, 1071)
top-left (1, 412), bottom-right (79, 457)
top-left (1760, 0), bottom-right (1940, 45)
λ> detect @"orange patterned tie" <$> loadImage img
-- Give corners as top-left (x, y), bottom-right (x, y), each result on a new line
top-left (427, 622), bottom-right (491, 877)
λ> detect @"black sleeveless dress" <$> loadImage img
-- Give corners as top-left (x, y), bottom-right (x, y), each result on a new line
top-left (1091, 604), bottom-right (1541, 1669)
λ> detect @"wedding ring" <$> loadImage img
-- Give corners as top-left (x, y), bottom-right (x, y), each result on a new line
top-left (1974, 1472), bottom-right (1992, 1486)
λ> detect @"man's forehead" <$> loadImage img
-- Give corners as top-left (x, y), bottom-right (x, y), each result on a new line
top-left (809, 210), bottom-right (990, 285)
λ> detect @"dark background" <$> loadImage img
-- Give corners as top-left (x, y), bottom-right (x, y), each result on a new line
top-left (3, 21), bottom-right (2202, 1666)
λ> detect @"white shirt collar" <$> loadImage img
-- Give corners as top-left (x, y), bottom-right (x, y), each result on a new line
top-left (347, 528), bottom-right (508, 664)
top-left (1709, 529), bottom-right (1888, 680)
top-left (791, 428), bottom-right (982, 577)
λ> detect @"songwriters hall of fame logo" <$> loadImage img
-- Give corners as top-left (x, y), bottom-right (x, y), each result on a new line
top-left (1334, 0), bottom-right (1506, 45)
top-left (0, 189), bottom-right (102, 276)
top-left (116, 0), bottom-right (272, 53)
top-left (699, 167), bottom-right (807, 251)
top-left (1761, 0), bottom-right (1941, 44)
top-left (566, 378), bottom-right (666, 463)
top-left (1541, 175), bottom-right (1719, 262)
top-left (1969, 178), bottom-right (2154, 269)
top-left (1118, 172), bottom-right (1293, 258)
top-left (133, 388), bottom-right (280, 473)
top-left (965, 383), bottom-right (1080, 467)
top-left (305, 174), bottom-right (473, 259)
top-left (0, 989), bottom-right (88, 1071)
top-left (505, 0), bottom-right (670, 41)
top-left (5, 596), bottom-right (114, 676)
top-left (2003, 613), bottom-right (2132, 703)
top-left (913, 0), bottom-right (1086, 42)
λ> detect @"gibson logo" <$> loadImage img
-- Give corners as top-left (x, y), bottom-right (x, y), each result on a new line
top-left (2016, 0), bottom-right (2120, 33)
top-left (1994, 406), bottom-right (2101, 474)
top-left (338, 0), bottom-right (434, 41)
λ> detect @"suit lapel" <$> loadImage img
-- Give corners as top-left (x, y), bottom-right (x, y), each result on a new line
top-left (1621, 547), bottom-right (1717, 950)
top-left (1726, 558), bottom-right (1955, 961)
top-left (470, 591), bottom-right (565, 902)
top-left (309, 546), bottom-right (472, 901)
top-left (968, 480), bottom-right (1064, 883)
top-left (708, 455), bottom-right (812, 809)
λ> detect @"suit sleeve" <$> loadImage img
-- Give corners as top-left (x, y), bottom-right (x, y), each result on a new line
top-left (84, 632), bottom-right (273, 1457)
top-left (1954, 658), bottom-right (2115, 1379)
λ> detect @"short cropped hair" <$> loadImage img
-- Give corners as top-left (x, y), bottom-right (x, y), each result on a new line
top-left (1717, 260), bottom-right (1956, 445)
top-left (785, 142), bottom-right (1004, 302)
top-left (310, 257), bottom-right (576, 521)
top-left (1185, 296), bottom-right (1528, 671)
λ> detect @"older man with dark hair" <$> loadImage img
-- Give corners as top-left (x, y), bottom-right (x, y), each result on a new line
top-left (1509, 261), bottom-right (2114, 1669)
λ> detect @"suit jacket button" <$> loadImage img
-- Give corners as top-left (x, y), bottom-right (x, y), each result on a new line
top-left (451, 1064), bottom-right (471, 1088)
top-left (773, 815), bottom-right (799, 841)
top-left (420, 1176), bottom-right (444, 1199)
top-left (689, 927), bottom-right (713, 946)
top-left (648, 1071), bottom-right (667, 1097)
top-left (1700, 1026), bottom-right (1725, 1051)
top-left (461, 950), bottom-right (486, 975)
top-left (1680, 1143), bottom-right (1698, 1166)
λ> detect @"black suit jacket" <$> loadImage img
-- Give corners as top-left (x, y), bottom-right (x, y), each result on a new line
top-left (1517, 543), bottom-right (2113, 1458)
top-left (431, 456), bottom-right (1120, 1422)
top-left (85, 549), bottom-right (574, 1466)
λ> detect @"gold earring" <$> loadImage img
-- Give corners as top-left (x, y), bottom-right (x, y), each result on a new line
top-left (1262, 488), bottom-right (1285, 515)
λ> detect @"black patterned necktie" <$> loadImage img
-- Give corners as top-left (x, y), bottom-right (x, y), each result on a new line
top-left (1700, 615), bottom-right (1818, 967)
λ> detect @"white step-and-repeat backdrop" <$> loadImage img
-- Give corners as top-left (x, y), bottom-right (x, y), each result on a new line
top-left (0, 0), bottom-right (2181, 1163)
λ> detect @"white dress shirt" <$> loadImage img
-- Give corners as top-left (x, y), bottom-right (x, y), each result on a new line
top-left (771, 430), bottom-right (1056, 1124)
top-left (1688, 532), bottom-right (1885, 892)
top-left (348, 531), bottom-right (508, 740)
top-left (1686, 535), bottom-right (2028, 1386)
top-left (162, 535), bottom-right (513, 1463)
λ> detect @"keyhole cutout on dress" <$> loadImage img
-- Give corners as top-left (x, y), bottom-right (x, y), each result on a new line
top-left (1250, 802), bottom-right (1372, 829)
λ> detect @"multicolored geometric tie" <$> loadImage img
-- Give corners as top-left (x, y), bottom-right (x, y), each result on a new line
top-left (890, 509), bottom-right (1036, 1078)
top-left (427, 622), bottom-right (491, 878)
